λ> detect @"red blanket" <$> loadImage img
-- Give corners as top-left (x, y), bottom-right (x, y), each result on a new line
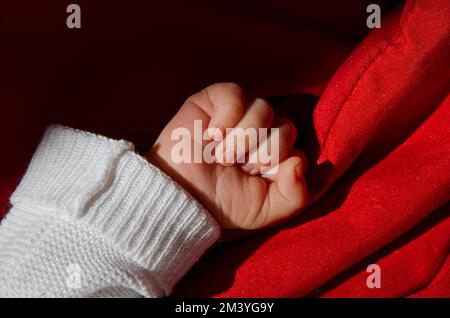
top-left (1, 0), bottom-right (449, 297)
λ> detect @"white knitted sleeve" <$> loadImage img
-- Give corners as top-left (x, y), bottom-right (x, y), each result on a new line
top-left (0, 125), bottom-right (220, 298)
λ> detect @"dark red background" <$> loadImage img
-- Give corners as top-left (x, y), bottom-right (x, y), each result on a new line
top-left (0, 0), bottom-right (448, 297)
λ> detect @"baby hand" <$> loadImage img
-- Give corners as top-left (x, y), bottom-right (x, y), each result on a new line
top-left (147, 83), bottom-right (308, 229)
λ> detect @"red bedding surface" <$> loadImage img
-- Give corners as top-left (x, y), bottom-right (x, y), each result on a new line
top-left (1, 0), bottom-right (449, 297)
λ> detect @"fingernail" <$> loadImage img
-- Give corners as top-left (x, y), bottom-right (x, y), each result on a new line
top-left (261, 165), bottom-right (278, 175)
top-left (241, 162), bottom-right (256, 174)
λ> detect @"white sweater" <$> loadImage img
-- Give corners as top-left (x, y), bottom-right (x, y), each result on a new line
top-left (0, 125), bottom-right (220, 297)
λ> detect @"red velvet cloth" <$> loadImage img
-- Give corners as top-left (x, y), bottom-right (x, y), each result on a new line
top-left (1, 0), bottom-right (449, 297)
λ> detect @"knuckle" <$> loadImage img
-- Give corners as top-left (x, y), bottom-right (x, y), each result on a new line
top-left (220, 82), bottom-right (244, 95)
top-left (207, 82), bottom-right (246, 112)
top-left (209, 82), bottom-right (245, 99)
top-left (277, 117), bottom-right (297, 138)
top-left (285, 118), bottom-right (297, 138)
top-left (254, 98), bottom-right (274, 121)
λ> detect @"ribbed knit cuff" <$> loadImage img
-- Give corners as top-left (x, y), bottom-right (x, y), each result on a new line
top-left (11, 125), bottom-right (221, 295)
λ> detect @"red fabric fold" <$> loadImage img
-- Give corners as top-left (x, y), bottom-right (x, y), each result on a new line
top-left (409, 255), bottom-right (450, 297)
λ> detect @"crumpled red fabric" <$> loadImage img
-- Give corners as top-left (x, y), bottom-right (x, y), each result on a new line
top-left (0, 0), bottom-right (449, 297)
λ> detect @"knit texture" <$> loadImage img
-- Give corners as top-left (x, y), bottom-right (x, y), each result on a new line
top-left (0, 125), bottom-right (220, 297)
